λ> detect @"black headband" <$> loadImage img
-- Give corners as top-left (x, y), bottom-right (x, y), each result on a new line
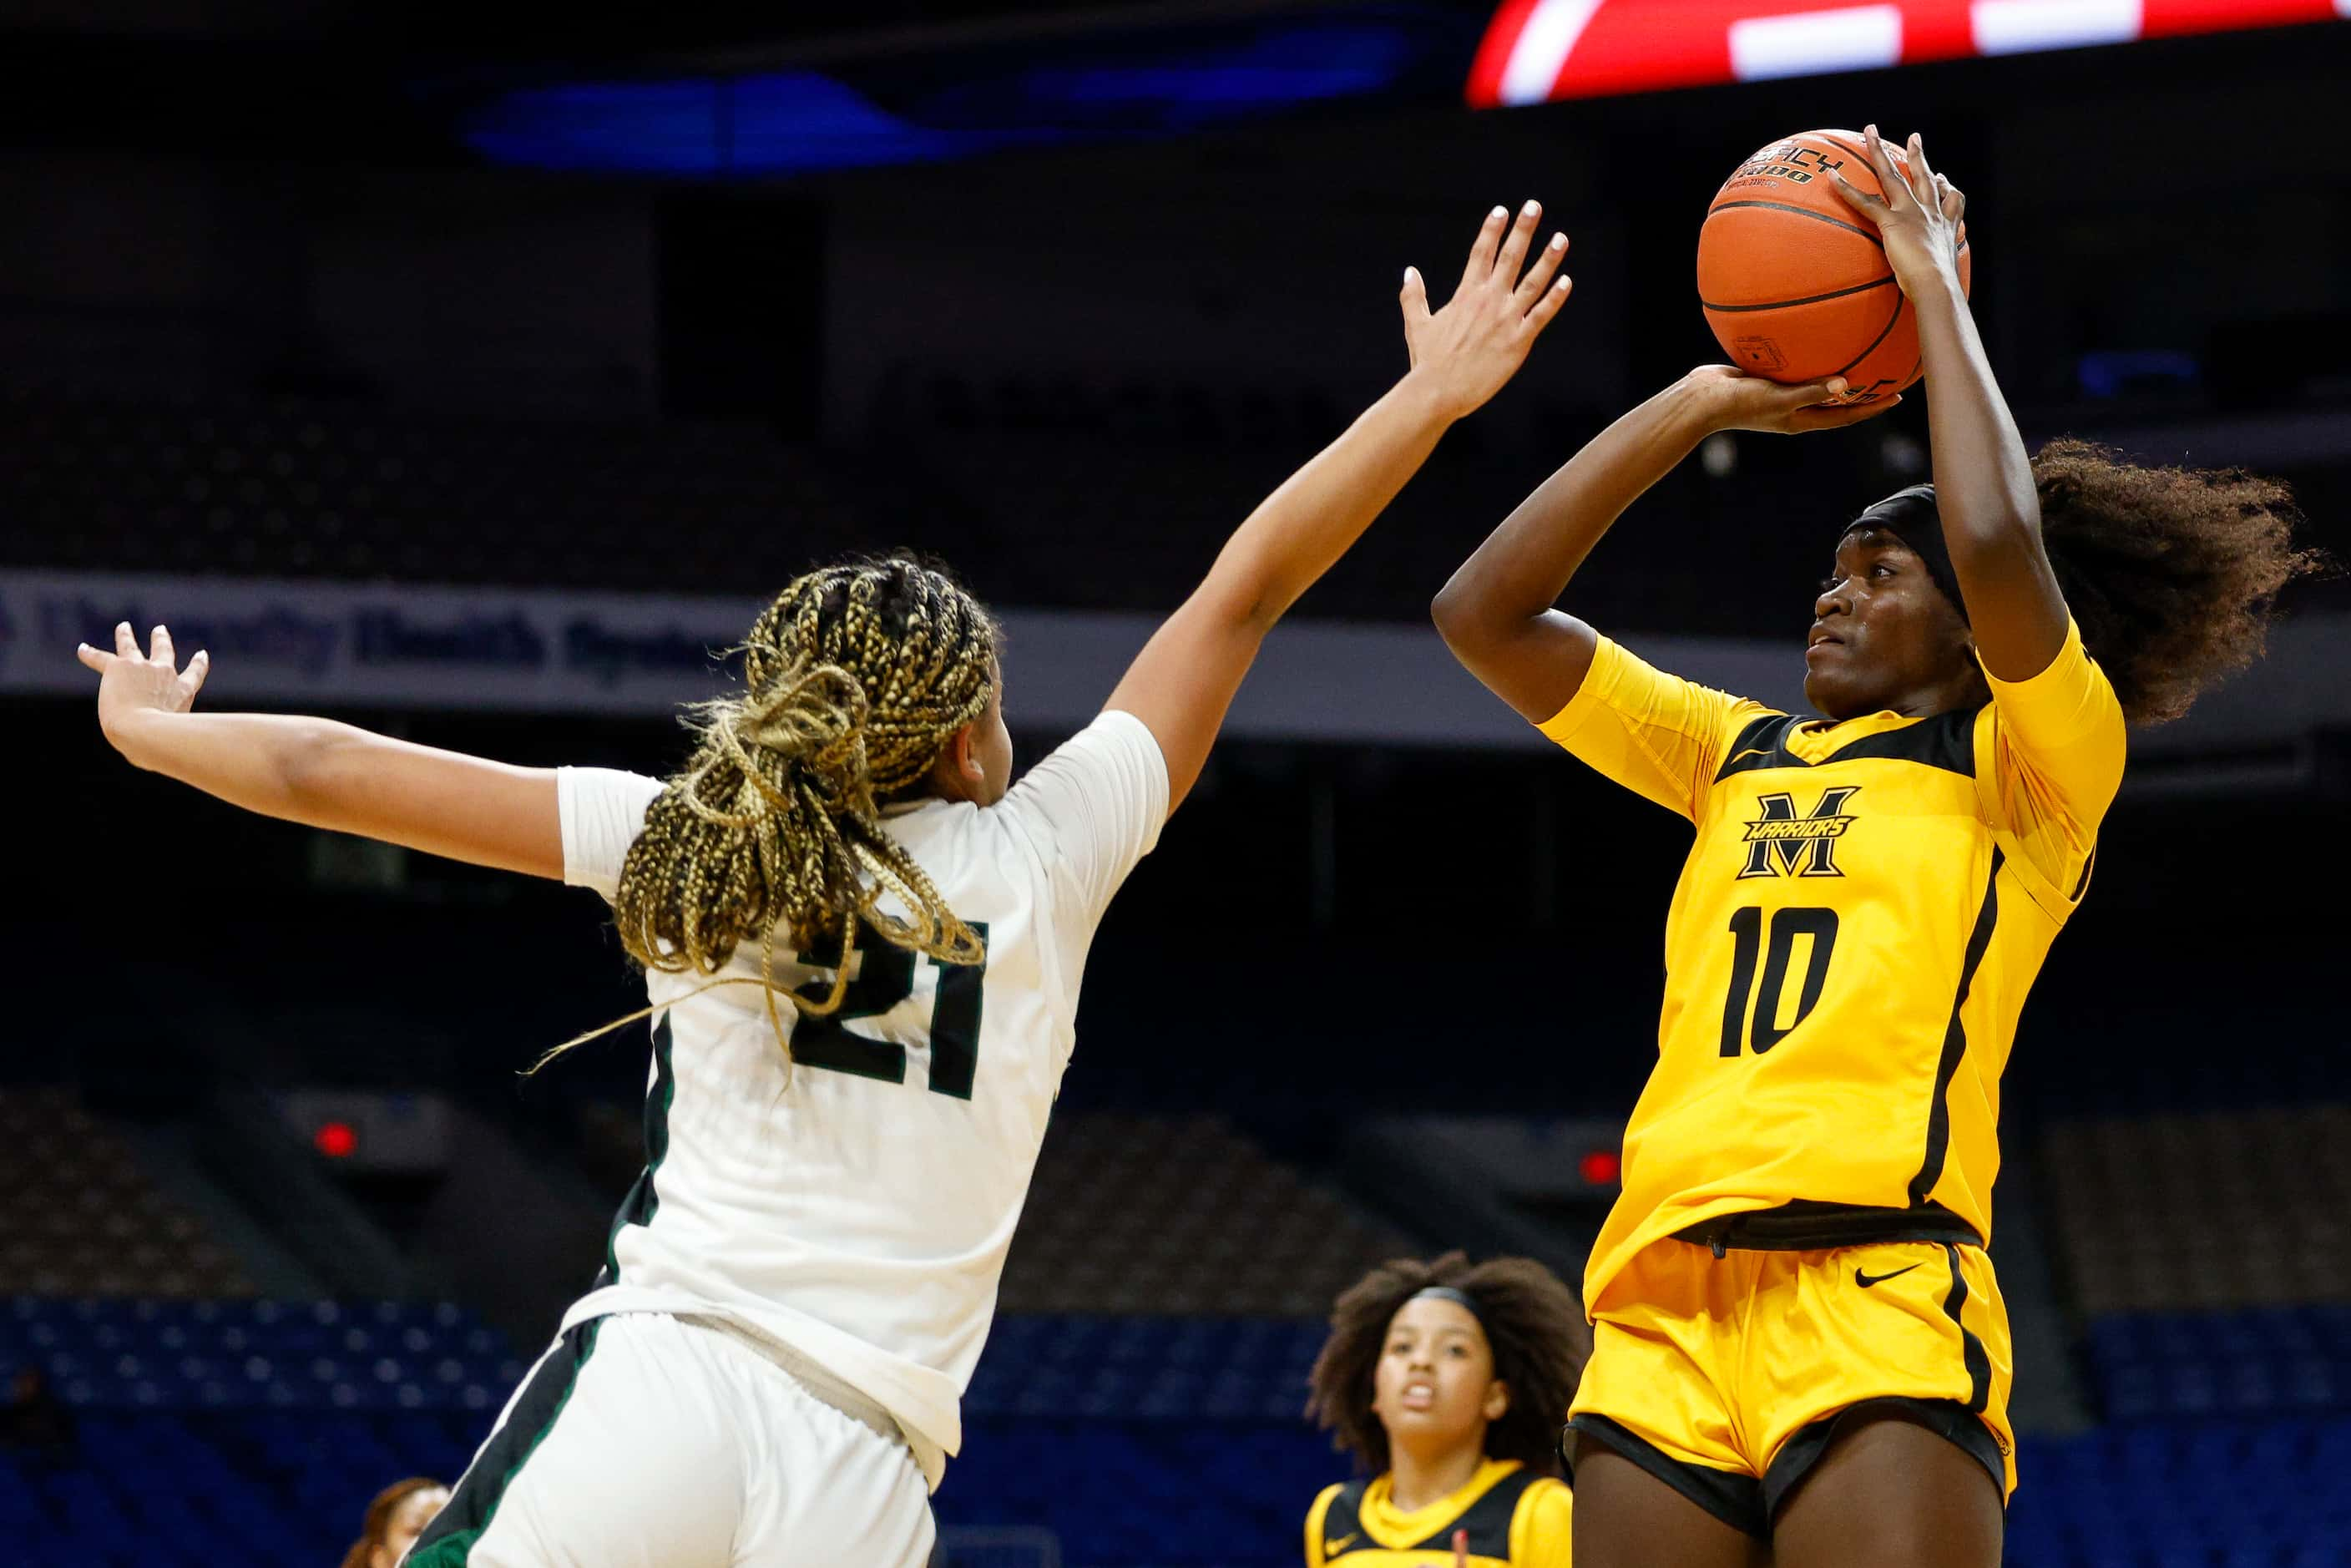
top-left (1838, 483), bottom-right (1964, 616)
top-left (1406, 1285), bottom-right (1489, 1336)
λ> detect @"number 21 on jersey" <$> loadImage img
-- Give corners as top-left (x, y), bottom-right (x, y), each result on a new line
top-left (789, 922), bottom-right (991, 1098)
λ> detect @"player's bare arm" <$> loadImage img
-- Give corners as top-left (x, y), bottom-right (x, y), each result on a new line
top-left (78, 622), bottom-right (564, 879)
top-left (1107, 199), bottom-right (1572, 813)
top-left (1829, 127), bottom-right (2069, 682)
top-left (1432, 365), bottom-right (1897, 726)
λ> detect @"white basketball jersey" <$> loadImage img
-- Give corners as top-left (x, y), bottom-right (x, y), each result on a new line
top-left (551, 711), bottom-right (1167, 1491)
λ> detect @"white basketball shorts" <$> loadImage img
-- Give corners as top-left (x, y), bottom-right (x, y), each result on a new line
top-left (406, 1311), bottom-right (935, 1567)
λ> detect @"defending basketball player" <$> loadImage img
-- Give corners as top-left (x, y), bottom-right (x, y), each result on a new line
top-left (1433, 128), bottom-right (2322, 1568)
top-left (1304, 1254), bottom-right (1585, 1566)
top-left (75, 201), bottom-right (1571, 1567)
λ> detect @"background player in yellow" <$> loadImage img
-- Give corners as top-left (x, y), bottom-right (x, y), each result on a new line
top-left (1432, 128), bottom-right (2323, 1568)
top-left (1302, 1253), bottom-right (1585, 1566)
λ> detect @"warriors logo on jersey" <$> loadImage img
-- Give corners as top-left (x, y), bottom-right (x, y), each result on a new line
top-left (1737, 785), bottom-right (1858, 878)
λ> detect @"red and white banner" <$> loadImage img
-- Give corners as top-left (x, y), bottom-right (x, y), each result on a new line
top-left (1468, 0), bottom-right (2345, 108)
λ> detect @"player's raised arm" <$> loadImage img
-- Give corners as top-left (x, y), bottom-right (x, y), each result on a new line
top-left (1105, 200), bottom-right (1573, 814)
top-left (77, 623), bottom-right (564, 879)
top-left (1828, 126), bottom-right (2068, 682)
top-left (1432, 366), bottom-right (1897, 724)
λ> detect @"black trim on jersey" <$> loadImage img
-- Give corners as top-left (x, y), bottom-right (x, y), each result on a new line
top-left (1712, 709), bottom-right (1978, 784)
top-left (407, 1318), bottom-right (603, 1566)
top-left (1318, 1465), bottom-right (1539, 1560)
top-left (1760, 1395), bottom-right (2002, 1522)
top-left (594, 1013), bottom-right (675, 1290)
top-left (1566, 1414), bottom-right (1767, 1540)
top-left (1908, 851), bottom-right (2002, 1207)
top-left (1939, 1244), bottom-right (1994, 1414)
top-left (1672, 1198), bottom-right (1981, 1255)
top-left (2070, 848), bottom-right (2098, 903)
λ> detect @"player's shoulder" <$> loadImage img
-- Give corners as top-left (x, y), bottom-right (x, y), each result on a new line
top-left (1515, 1472), bottom-right (1572, 1517)
top-left (1308, 1476), bottom-right (1365, 1521)
top-left (1508, 1473), bottom-right (1574, 1563)
top-left (1304, 1479), bottom-right (1363, 1565)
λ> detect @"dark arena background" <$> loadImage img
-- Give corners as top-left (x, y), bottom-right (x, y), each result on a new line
top-left (5, 2), bottom-right (2351, 1564)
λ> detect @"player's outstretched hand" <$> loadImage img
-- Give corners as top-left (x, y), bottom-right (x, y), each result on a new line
top-left (77, 622), bottom-right (209, 751)
top-left (1399, 200), bottom-right (1573, 422)
top-left (1826, 125), bottom-right (1966, 303)
top-left (1682, 363), bottom-right (1904, 434)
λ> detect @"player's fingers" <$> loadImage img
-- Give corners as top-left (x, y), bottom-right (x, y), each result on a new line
top-left (1908, 133), bottom-right (1939, 199)
top-left (1454, 1527), bottom-right (1470, 1566)
top-left (114, 621), bottom-right (139, 660)
top-left (1826, 167), bottom-right (1884, 220)
top-left (1400, 265), bottom-right (1428, 322)
top-left (76, 643), bottom-right (114, 675)
top-left (1524, 271), bottom-right (1574, 331)
top-left (179, 650), bottom-right (210, 705)
top-left (1782, 376), bottom-right (1852, 407)
top-left (1460, 205), bottom-right (1509, 290)
top-left (1938, 175), bottom-right (1966, 224)
top-left (149, 624), bottom-right (175, 670)
top-left (1863, 124), bottom-right (1912, 210)
top-left (1493, 199), bottom-right (1542, 287)
top-left (1515, 230), bottom-right (1570, 307)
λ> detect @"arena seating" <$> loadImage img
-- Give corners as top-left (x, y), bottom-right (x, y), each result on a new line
top-left (993, 1114), bottom-right (1413, 1318)
top-left (17, 1293), bottom-right (2351, 1565)
top-left (0, 386), bottom-right (885, 593)
top-left (2083, 1306), bottom-right (2351, 1423)
top-left (1, 1297), bottom-right (525, 1416)
top-left (0, 1406), bottom-right (487, 1568)
top-left (2042, 1107), bottom-right (2351, 1313)
top-left (0, 381), bottom-right (1887, 634)
top-left (2005, 1421), bottom-right (2351, 1568)
top-left (0, 1089), bottom-right (249, 1299)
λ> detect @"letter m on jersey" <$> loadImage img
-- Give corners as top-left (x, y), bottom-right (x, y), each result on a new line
top-left (1737, 787), bottom-right (1859, 878)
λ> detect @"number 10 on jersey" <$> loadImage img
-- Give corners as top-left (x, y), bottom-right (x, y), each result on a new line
top-left (1719, 906), bottom-right (1839, 1056)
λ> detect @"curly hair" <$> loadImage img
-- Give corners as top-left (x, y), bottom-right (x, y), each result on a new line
top-left (544, 555), bottom-right (998, 1074)
top-left (1305, 1252), bottom-right (1590, 1478)
top-left (2031, 438), bottom-right (2328, 725)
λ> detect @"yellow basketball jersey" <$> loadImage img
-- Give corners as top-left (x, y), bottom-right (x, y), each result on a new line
top-left (1304, 1458), bottom-right (1571, 1567)
top-left (1540, 623), bottom-right (2125, 1313)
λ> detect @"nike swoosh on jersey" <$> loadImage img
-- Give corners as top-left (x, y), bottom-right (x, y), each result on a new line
top-left (1854, 1263), bottom-right (1924, 1288)
top-left (1327, 1532), bottom-right (1360, 1555)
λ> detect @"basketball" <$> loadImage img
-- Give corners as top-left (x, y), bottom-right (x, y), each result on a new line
top-left (1696, 129), bottom-right (1972, 402)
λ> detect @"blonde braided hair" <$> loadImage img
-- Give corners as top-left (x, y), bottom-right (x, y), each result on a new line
top-left (545, 558), bottom-right (996, 1073)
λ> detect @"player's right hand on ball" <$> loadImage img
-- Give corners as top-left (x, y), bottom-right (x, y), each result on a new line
top-left (1399, 199), bottom-right (1573, 422)
top-left (77, 621), bottom-right (210, 750)
top-left (1681, 363), bottom-right (1903, 435)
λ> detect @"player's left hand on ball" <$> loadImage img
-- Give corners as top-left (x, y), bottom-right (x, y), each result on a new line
top-left (77, 622), bottom-right (210, 747)
top-left (1827, 126), bottom-right (1966, 300)
top-left (1399, 199), bottom-right (1573, 421)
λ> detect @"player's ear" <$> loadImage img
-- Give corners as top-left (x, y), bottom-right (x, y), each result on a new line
top-left (928, 722), bottom-right (985, 799)
top-left (1483, 1378), bottom-right (1510, 1422)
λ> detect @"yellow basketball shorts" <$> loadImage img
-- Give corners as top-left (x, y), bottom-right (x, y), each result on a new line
top-left (1566, 1237), bottom-right (2015, 1539)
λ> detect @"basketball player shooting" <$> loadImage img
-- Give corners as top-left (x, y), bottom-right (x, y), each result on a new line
top-left (1434, 128), bottom-right (2317, 1568)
